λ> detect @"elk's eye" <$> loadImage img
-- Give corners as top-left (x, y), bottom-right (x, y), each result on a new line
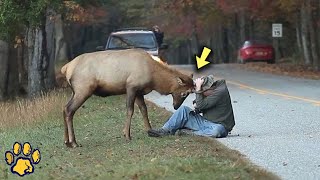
top-left (181, 92), bottom-right (188, 97)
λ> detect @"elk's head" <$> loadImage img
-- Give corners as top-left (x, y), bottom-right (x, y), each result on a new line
top-left (172, 74), bottom-right (194, 110)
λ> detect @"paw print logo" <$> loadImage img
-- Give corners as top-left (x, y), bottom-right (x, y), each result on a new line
top-left (4, 142), bottom-right (41, 177)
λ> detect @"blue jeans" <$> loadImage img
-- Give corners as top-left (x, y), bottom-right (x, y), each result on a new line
top-left (162, 106), bottom-right (228, 138)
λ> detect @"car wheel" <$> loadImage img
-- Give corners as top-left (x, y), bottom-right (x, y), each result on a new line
top-left (237, 57), bottom-right (245, 64)
top-left (267, 59), bottom-right (275, 64)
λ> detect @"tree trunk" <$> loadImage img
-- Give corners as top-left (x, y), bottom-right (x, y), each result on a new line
top-left (229, 13), bottom-right (240, 63)
top-left (45, 9), bottom-right (57, 89)
top-left (27, 24), bottom-right (50, 97)
top-left (54, 14), bottom-right (68, 62)
top-left (301, 2), bottom-right (312, 65)
top-left (317, 0), bottom-right (320, 71)
top-left (295, 12), bottom-right (303, 59)
top-left (0, 40), bottom-right (9, 100)
top-left (223, 27), bottom-right (229, 63)
top-left (7, 46), bottom-right (20, 97)
top-left (17, 36), bottom-right (28, 95)
top-left (248, 18), bottom-right (254, 39)
top-left (239, 10), bottom-right (247, 44)
top-left (307, 0), bottom-right (319, 70)
top-left (310, 0), bottom-right (319, 71)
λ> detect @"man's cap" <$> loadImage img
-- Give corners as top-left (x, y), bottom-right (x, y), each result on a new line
top-left (201, 75), bottom-right (215, 90)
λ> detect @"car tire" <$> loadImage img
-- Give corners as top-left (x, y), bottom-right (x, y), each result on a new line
top-left (237, 57), bottom-right (245, 64)
top-left (267, 59), bottom-right (275, 64)
top-left (237, 54), bottom-right (245, 64)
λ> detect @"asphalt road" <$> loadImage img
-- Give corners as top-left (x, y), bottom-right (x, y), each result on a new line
top-left (145, 64), bottom-right (320, 180)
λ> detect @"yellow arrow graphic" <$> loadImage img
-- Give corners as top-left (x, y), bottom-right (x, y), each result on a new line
top-left (196, 47), bottom-right (211, 69)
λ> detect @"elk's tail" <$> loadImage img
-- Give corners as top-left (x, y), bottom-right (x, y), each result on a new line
top-left (60, 63), bottom-right (72, 85)
top-left (61, 64), bottom-right (68, 76)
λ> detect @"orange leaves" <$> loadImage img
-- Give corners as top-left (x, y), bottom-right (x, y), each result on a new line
top-left (63, 1), bottom-right (107, 25)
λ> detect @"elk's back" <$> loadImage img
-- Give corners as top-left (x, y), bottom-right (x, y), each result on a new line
top-left (67, 49), bottom-right (154, 95)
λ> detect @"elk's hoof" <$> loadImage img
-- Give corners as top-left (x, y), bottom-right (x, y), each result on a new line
top-left (65, 142), bottom-right (80, 148)
top-left (145, 128), bottom-right (151, 132)
top-left (125, 136), bottom-right (132, 142)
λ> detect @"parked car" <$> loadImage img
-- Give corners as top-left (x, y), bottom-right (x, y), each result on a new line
top-left (237, 40), bottom-right (275, 64)
top-left (97, 27), bottom-right (168, 64)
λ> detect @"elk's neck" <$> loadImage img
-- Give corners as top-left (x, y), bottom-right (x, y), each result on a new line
top-left (152, 68), bottom-right (176, 95)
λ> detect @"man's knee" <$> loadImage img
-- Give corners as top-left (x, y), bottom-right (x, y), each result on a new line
top-left (211, 127), bottom-right (228, 138)
top-left (177, 105), bottom-right (191, 112)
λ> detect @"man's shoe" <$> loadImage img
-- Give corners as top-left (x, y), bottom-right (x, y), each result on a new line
top-left (148, 128), bottom-right (171, 137)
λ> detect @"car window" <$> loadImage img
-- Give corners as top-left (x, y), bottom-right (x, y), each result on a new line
top-left (243, 40), bottom-right (270, 46)
top-left (107, 33), bottom-right (157, 50)
top-left (243, 41), bottom-right (251, 47)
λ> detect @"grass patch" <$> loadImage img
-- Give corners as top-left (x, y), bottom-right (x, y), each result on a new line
top-left (0, 92), bottom-right (278, 180)
top-left (0, 89), bottom-right (69, 130)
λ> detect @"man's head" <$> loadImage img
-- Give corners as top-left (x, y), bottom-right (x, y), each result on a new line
top-left (200, 75), bottom-right (215, 90)
top-left (153, 25), bottom-right (160, 32)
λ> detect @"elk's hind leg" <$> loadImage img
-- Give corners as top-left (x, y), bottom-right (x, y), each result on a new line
top-left (135, 95), bottom-right (151, 131)
top-left (64, 92), bottom-right (91, 148)
top-left (64, 93), bottom-right (74, 145)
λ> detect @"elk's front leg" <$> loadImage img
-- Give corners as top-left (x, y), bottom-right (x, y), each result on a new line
top-left (123, 88), bottom-right (136, 141)
top-left (135, 95), bottom-right (151, 131)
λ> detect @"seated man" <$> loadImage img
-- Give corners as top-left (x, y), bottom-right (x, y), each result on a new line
top-left (148, 75), bottom-right (235, 138)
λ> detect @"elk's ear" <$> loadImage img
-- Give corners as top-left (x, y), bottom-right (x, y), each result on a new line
top-left (176, 77), bottom-right (186, 86)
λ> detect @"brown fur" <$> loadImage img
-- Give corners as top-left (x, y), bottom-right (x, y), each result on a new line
top-left (61, 49), bottom-right (194, 147)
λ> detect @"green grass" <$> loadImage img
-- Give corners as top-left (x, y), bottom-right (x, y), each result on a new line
top-left (0, 94), bottom-right (279, 180)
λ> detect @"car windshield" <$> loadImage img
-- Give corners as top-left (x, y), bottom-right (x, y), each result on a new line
top-left (107, 33), bottom-right (157, 50)
top-left (243, 40), bottom-right (270, 47)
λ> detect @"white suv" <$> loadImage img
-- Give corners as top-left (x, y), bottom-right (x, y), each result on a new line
top-left (99, 28), bottom-right (167, 63)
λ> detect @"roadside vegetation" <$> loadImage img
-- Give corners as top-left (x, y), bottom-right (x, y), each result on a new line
top-left (237, 61), bottom-right (320, 80)
top-left (0, 92), bottom-right (279, 180)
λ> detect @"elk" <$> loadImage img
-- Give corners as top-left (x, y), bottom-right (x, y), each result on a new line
top-left (61, 49), bottom-right (194, 148)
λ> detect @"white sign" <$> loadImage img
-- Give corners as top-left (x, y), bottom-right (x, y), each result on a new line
top-left (272, 24), bottom-right (282, 37)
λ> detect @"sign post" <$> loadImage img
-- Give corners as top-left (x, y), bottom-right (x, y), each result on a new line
top-left (272, 23), bottom-right (282, 62)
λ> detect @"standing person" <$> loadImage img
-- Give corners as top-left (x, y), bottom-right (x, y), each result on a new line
top-left (152, 25), bottom-right (164, 47)
top-left (152, 25), bottom-right (167, 63)
top-left (148, 75), bottom-right (235, 138)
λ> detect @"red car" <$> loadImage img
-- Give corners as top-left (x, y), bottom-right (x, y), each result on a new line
top-left (238, 40), bottom-right (275, 64)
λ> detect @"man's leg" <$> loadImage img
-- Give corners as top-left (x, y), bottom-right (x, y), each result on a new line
top-left (162, 106), bottom-right (202, 133)
top-left (148, 106), bottom-right (205, 137)
top-left (192, 122), bottom-right (228, 138)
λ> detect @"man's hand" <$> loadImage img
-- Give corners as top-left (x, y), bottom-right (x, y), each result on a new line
top-left (192, 101), bottom-right (197, 109)
top-left (194, 77), bottom-right (204, 91)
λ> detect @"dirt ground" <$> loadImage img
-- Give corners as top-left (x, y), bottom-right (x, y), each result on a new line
top-left (235, 61), bottom-right (320, 80)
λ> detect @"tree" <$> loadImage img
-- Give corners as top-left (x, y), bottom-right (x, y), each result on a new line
top-left (0, 40), bottom-right (9, 100)
top-left (0, 0), bottom-right (110, 98)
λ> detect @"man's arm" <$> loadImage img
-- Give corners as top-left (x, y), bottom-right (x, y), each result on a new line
top-left (195, 90), bottom-right (222, 111)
